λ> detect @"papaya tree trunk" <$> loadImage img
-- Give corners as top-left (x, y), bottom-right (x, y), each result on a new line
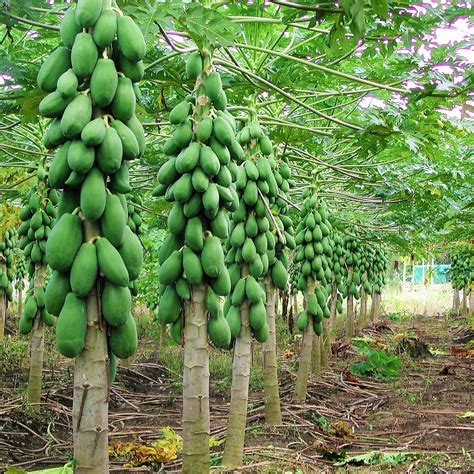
top-left (345, 293), bottom-right (354, 341)
top-left (262, 278), bottom-right (282, 426)
top-left (461, 288), bottom-right (468, 319)
top-left (182, 283), bottom-right (209, 474)
top-left (370, 292), bottom-right (381, 323)
top-left (358, 287), bottom-right (367, 330)
top-left (0, 290), bottom-right (5, 342)
top-left (18, 286), bottom-right (23, 320)
top-left (469, 288), bottom-right (474, 318)
top-left (72, 221), bottom-right (109, 473)
top-left (329, 283), bottom-right (337, 344)
top-left (27, 265), bottom-right (46, 411)
top-left (222, 298), bottom-right (251, 468)
top-left (411, 263), bottom-right (415, 291)
top-left (453, 289), bottom-right (460, 314)
top-left (293, 280), bottom-right (314, 402)
top-left (311, 334), bottom-right (321, 379)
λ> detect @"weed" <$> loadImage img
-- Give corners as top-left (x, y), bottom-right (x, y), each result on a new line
top-left (349, 349), bottom-right (401, 381)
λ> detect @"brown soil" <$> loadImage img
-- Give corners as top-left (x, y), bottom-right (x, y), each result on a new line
top-left (0, 312), bottom-right (472, 473)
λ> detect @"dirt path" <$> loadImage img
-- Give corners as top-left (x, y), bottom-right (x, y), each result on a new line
top-left (0, 312), bottom-right (472, 472)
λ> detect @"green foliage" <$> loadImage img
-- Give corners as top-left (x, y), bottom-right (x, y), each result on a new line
top-left (335, 450), bottom-right (422, 467)
top-left (349, 349), bottom-right (401, 381)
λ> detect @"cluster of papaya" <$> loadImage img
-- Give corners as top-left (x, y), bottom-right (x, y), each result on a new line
top-left (343, 234), bottom-right (364, 300)
top-left (223, 118), bottom-right (290, 344)
top-left (268, 161), bottom-right (296, 290)
top-left (449, 246), bottom-right (473, 291)
top-left (19, 282), bottom-right (56, 334)
top-left (0, 229), bottom-right (16, 303)
top-left (293, 191), bottom-right (335, 336)
top-left (360, 245), bottom-right (388, 296)
top-left (14, 255), bottom-right (27, 291)
top-left (126, 193), bottom-right (143, 235)
top-left (38, 0), bottom-right (145, 366)
top-left (154, 53), bottom-right (241, 347)
top-left (331, 230), bottom-right (347, 314)
top-left (17, 167), bottom-right (57, 273)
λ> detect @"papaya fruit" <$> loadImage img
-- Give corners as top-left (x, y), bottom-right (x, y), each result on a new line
top-left (205, 288), bottom-right (220, 318)
top-left (117, 226), bottom-right (143, 281)
top-left (60, 8), bottom-right (81, 48)
top-left (202, 183), bottom-right (219, 218)
top-left (110, 120), bottom-right (140, 160)
top-left (184, 217), bottom-right (203, 252)
top-left (176, 143), bottom-right (200, 173)
top-left (96, 237), bottom-right (129, 287)
top-left (57, 69), bottom-right (78, 97)
top-left (158, 233), bottom-right (182, 265)
top-left (201, 236), bottom-right (223, 278)
top-left (19, 315), bottom-right (33, 335)
top-left (75, 0), bottom-right (102, 28)
top-left (45, 213), bottom-right (83, 272)
top-left (210, 137), bottom-right (230, 165)
top-left (37, 46), bottom-right (72, 93)
top-left (249, 301), bottom-right (266, 331)
top-left (210, 210), bottom-right (229, 239)
top-left (172, 119), bottom-right (193, 150)
top-left (205, 72), bottom-right (222, 101)
top-left (183, 247), bottom-right (203, 285)
top-left (186, 52), bottom-right (203, 79)
top-left (43, 118), bottom-right (66, 149)
top-left (158, 285), bottom-right (181, 324)
top-left (92, 9), bottom-right (117, 47)
top-left (242, 238), bottom-right (257, 263)
top-left (117, 15), bottom-right (146, 62)
top-left (57, 189), bottom-right (80, 219)
top-left (111, 76), bottom-right (136, 121)
top-left (208, 312), bottom-right (231, 349)
top-left (226, 305), bottom-right (241, 338)
top-left (211, 266), bottom-right (231, 296)
top-left (253, 323), bottom-right (269, 343)
top-left (102, 281), bottom-right (131, 327)
top-left (61, 94), bottom-right (93, 138)
top-left (91, 59), bottom-right (118, 107)
top-left (200, 146), bottom-right (220, 177)
top-left (71, 32), bottom-right (98, 78)
top-left (158, 158), bottom-right (178, 186)
top-left (196, 117), bottom-right (213, 142)
top-left (191, 167), bottom-right (209, 193)
top-left (109, 313), bottom-right (137, 359)
top-left (39, 91), bottom-right (74, 118)
top-left (296, 311), bottom-right (309, 332)
top-left (81, 117), bottom-right (106, 146)
top-left (213, 116), bottom-right (233, 146)
top-left (169, 101), bottom-right (191, 125)
top-left (96, 127), bottom-right (123, 174)
top-left (101, 194), bottom-right (127, 247)
top-left (56, 293), bottom-right (87, 358)
top-left (168, 202), bottom-right (186, 236)
top-left (80, 167), bottom-right (106, 220)
top-left (45, 271), bottom-right (71, 316)
top-left (24, 296), bottom-right (38, 320)
top-left (67, 140), bottom-right (95, 175)
top-left (109, 161), bottom-right (132, 194)
top-left (245, 276), bottom-right (263, 304)
top-left (170, 318), bottom-right (182, 345)
top-left (70, 243), bottom-right (98, 297)
top-left (159, 250), bottom-right (182, 286)
top-left (174, 173), bottom-right (193, 202)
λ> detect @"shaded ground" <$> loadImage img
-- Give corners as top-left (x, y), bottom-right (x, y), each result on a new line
top-left (0, 310), bottom-right (473, 473)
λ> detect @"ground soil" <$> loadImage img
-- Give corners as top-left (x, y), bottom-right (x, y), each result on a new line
top-left (0, 311), bottom-right (472, 473)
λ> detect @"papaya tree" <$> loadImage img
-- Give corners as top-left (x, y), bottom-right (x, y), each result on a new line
top-left (447, 245), bottom-right (473, 319)
top-left (14, 253), bottom-right (27, 321)
top-left (16, 163), bottom-right (58, 410)
top-left (293, 190), bottom-right (333, 400)
top-left (0, 227), bottom-right (16, 340)
top-left (153, 49), bottom-right (239, 473)
top-left (38, 0), bottom-right (145, 469)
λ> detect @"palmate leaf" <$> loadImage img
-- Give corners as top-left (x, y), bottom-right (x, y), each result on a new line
top-left (178, 4), bottom-right (240, 49)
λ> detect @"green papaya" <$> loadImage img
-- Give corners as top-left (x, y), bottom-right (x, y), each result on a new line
top-left (210, 210), bottom-right (229, 239)
top-left (80, 167), bottom-right (106, 220)
top-left (211, 266), bottom-right (231, 296)
top-left (213, 116), bottom-right (233, 146)
top-left (168, 202), bottom-right (186, 236)
top-left (172, 119), bottom-right (193, 150)
top-left (71, 32), bottom-right (98, 78)
top-left (159, 250), bottom-right (182, 286)
top-left (169, 101), bottom-right (191, 125)
top-left (176, 278), bottom-right (191, 300)
top-left (200, 146), bottom-right (220, 177)
top-left (43, 118), bottom-right (66, 149)
top-left (117, 226), bottom-right (143, 281)
top-left (70, 243), bottom-right (98, 297)
top-left (208, 312), bottom-right (231, 349)
top-left (96, 127), bottom-right (123, 174)
top-left (174, 173), bottom-right (193, 202)
top-left (109, 351), bottom-right (117, 383)
top-left (91, 59), bottom-right (118, 107)
top-left (56, 293), bottom-right (87, 358)
top-left (253, 323), bottom-right (269, 343)
top-left (110, 120), bottom-right (139, 160)
top-left (184, 217), bottom-right (203, 252)
top-left (19, 315), bottom-right (33, 335)
top-left (296, 311), bottom-right (309, 332)
top-left (75, 0), bottom-right (102, 28)
top-left (205, 72), bottom-right (222, 101)
top-left (202, 183), bottom-right (219, 218)
top-left (92, 9), bottom-right (117, 47)
top-left (67, 139), bottom-right (95, 175)
top-left (126, 116), bottom-right (146, 157)
top-left (242, 238), bottom-right (256, 264)
top-left (186, 52), bottom-right (203, 79)
top-left (109, 313), bottom-right (137, 359)
top-left (45, 213), bottom-right (83, 272)
top-left (245, 276), bottom-right (263, 304)
top-left (111, 76), bottom-right (136, 121)
top-left (183, 247), bottom-right (203, 285)
top-left (37, 46), bottom-right (72, 93)
top-left (191, 167), bottom-right (209, 193)
top-left (45, 271), bottom-right (71, 316)
top-left (57, 189), bottom-right (80, 219)
top-left (101, 194), bottom-right (127, 247)
top-left (176, 143), bottom-right (200, 173)
top-left (158, 285), bottom-right (181, 324)
top-left (196, 117), bottom-right (213, 142)
top-left (117, 15), bottom-right (146, 62)
top-left (225, 305), bottom-right (241, 338)
top-left (81, 118), bottom-right (106, 146)
top-left (205, 288), bottom-right (220, 318)
top-left (39, 91), bottom-right (74, 118)
top-left (158, 233), bottom-right (182, 265)
top-left (61, 94), bottom-right (92, 137)
top-left (57, 69), bottom-right (78, 97)
top-left (231, 278), bottom-right (246, 306)
top-left (249, 301), bottom-right (266, 331)
top-left (109, 161), bottom-right (132, 194)
top-left (170, 318), bottom-right (182, 345)
top-left (201, 236), bottom-right (223, 278)
top-left (60, 8), bottom-right (81, 48)
top-left (96, 237), bottom-right (129, 287)
top-left (102, 281), bottom-right (131, 327)
top-left (24, 296), bottom-right (38, 320)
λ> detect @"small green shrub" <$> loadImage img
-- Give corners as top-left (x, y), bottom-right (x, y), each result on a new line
top-left (0, 336), bottom-right (29, 374)
top-left (349, 349), bottom-right (401, 381)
